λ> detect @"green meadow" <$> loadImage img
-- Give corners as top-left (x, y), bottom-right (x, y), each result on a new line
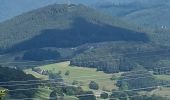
top-left (25, 61), bottom-right (119, 91)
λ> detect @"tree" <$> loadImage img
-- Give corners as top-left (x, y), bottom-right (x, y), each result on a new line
top-left (89, 81), bottom-right (99, 90)
top-left (78, 91), bottom-right (96, 100)
top-left (0, 67), bottom-right (38, 99)
top-left (110, 75), bottom-right (118, 80)
top-left (58, 71), bottom-right (62, 75)
top-left (72, 80), bottom-right (79, 85)
top-left (63, 86), bottom-right (83, 96)
top-left (22, 49), bottom-right (60, 61)
top-left (49, 72), bottom-right (63, 81)
top-left (130, 94), bottom-right (169, 100)
top-left (65, 70), bottom-right (70, 76)
top-left (120, 81), bottom-right (129, 91)
top-left (117, 70), bottom-right (157, 91)
top-left (100, 92), bottom-right (108, 99)
top-left (110, 91), bottom-right (128, 100)
top-left (50, 90), bottom-right (58, 100)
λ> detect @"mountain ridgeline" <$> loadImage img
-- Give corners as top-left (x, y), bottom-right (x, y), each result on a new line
top-left (1, 4), bottom-right (170, 73)
top-left (0, 4), bottom-right (149, 53)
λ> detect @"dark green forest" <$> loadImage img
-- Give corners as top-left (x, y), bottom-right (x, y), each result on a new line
top-left (0, 2), bottom-right (170, 100)
top-left (0, 4), bottom-right (148, 53)
top-left (0, 66), bottom-right (38, 99)
top-left (22, 49), bottom-right (61, 61)
top-left (70, 42), bottom-right (170, 73)
top-left (0, 4), bottom-right (170, 74)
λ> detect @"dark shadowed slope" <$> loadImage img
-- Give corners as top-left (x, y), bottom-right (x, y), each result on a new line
top-left (9, 18), bottom-right (149, 52)
top-left (0, 4), bottom-right (149, 53)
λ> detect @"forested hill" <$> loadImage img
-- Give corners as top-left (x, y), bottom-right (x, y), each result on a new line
top-left (0, 4), bottom-right (149, 53)
top-left (0, 66), bottom-right (38, 99)
top-left (70, 42), bottom-right (170, 73)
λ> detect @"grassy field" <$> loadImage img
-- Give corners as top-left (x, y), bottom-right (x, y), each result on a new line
top-left (32, 88), bottom-right (79, 100)
top-left (155, 75), bottom-right (170, 81)
top-left (153, 75), bottom-right (170, 99)
top-left (24, 61), bottom-right (120, 100)
top-left (25, 61), bottom-right (119, 91)
top-left (152, 87), bottom-right (170, 98)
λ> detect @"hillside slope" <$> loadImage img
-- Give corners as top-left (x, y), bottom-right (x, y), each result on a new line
top-left (70, 42), bottom-right (170, 73)
top-left (95, 0), bottom-right (170, 46)
top-left (0, 4), bottom-right (149, 53)
top-left (0, 0), bottom-right (136, 22)
top-left (97, 0), bottom-right (170, 28)
top-left (1, 4), bottom-right (168, 73)
top-left (0, 66), bottom-right (38, 99)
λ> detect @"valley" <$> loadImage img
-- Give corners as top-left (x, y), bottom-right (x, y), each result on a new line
top-left (23, 61), bottom-right (170, 100)
top-left (0, 1), bottom-right (170, 100)
top-left (24, 61), bottom-right (118, 91)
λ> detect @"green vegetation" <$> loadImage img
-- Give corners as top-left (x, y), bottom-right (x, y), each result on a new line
top-left (33, 88), bottom-right (79, 100)
top-left (22, 49), bottom-right (61, 61)
top-left (89, 81), bottom-right (99, 90)
top-left (98, 0), bottom-right (170, 47)
top-left (24, 62), bottom-right (170, 100)
top-left (0, 4), bottom-right (148, 53)
top-left (25, 61), bottom-right (118, 91)
top-left (110, 92), bottom-right (169, 100)
top-left (0, 66), bottom-right (38, 99)
top-left (98, 0), bottom-right (170, 30)
top-left (78, 91), bottom-right (96, 100)
top-left (65, 70), bottom-right (70, 76)
top-left (0, 4), bottom-right (170, 75)
top-left (153, 87), bottom-right (170, 99)
top-left (100, 92), bottom-right (109, 99)
top-left (110, 74), bottom-right (119, 80)
top-left (49, 90), bottom-right (58, 100)
top-left (0, 2), bottom-right (170, 100)
top-left (152, 74), bottom-right (170, 99)
top-left (117, 70), bottom-right (157, 90)
top-left (33, 89), bottom-right (52, 100)
top-left (131, 94), bottom-right (170, 100)
top-left (71, 42), bottom-right (170, 73)
top-left (155, 75), bottom-right (170, 81)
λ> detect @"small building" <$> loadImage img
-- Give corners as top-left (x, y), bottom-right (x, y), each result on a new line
top-left (32, 68), bottom-right (49, 75)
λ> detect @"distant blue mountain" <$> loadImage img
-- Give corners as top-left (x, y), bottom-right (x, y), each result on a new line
top-left (96, 0), bottom-right (170, 28)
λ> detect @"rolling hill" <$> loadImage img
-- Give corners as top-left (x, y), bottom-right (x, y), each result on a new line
top-left (70, 41), bottom-right (170, 73)
top-left (1, 2), bottom-right (170, 100)
top-left (0, 66), bottom-right (38, 99)
top-left (0, 4), bottom-right (149, 53)
top-left (1, 0), bottom-right (170, 34)
top-left (96, 0), bottom-right (170, 28)
top-left (0, 0), bottom-right (126, 22)
top-left (0, 4), bottom-right (170, 73)
top-left (1, 0), bottom-right (167, 22)
top-left (95, 0), bottom-right (170, 46)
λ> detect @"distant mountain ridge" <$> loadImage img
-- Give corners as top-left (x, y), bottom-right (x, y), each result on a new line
top-left (0, 0), bottom-right (168, 22)
top-left (96, 0), bottom-right (170, 28)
